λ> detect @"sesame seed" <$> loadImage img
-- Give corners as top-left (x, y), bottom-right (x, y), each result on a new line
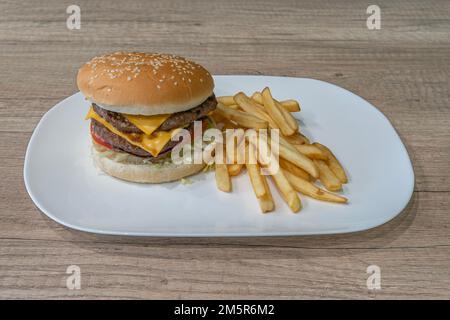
top-left (86, 52), bottom-right (204, 88)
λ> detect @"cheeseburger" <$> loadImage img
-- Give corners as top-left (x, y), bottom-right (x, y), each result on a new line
top-left (77, 52), bottom-right (217, 183)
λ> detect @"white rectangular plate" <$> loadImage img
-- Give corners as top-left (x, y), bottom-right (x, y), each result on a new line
top-left (24, 76), bottom-right (414, 236)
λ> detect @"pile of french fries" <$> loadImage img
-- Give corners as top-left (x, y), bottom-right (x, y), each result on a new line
top-left (211, 87), bottom-right (348, 213)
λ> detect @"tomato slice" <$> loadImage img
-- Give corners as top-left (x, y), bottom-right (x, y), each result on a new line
top-left (90, 122), bottom-right (113, 150)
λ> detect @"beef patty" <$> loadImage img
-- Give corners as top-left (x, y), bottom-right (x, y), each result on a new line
top-left (93, 94), bottom-right (217, 134)
top-left (91, 119), bottom-right (197, 159)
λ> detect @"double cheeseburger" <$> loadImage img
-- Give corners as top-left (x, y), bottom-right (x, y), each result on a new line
top-left (77, 52), bottom-right (217, 183)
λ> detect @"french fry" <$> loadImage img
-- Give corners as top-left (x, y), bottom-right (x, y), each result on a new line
top-left (217, 96), bottom-right (235, 106)
top-left (279, 158), bottom-right (310, 181)
top-left (249, 91), bottom-right (299, 130)
top-left (270, 168), bottom-right (301, 213)
top-left (261, 87), bottom-right (296, 136)
top-left (278, 133), bottom-right (300, 151)
top-left (255, 134), bottom-right (301, 212)
top-left (227, 104), bottom-right (240, 110)
top-left (294, 144), bottom-right (327, 160)
top-left (299, 133), bottom-right (310, 144)
top-left (313, 143), bottom-right (348, 183)
top-left (225, 127), bottom-right (245, 164)
top-left (279, 99), bottom-right (301, 112)
top-left (257, 174), bottom-right (275, 213)
top-left (313, 159), bottom-right (342, 191)
top-left (283, 132), bottom-right (307, 145)
top-left (276, 99), bottom-right (299, 132)
top-left (245, 143), bottom-right (267, 198)
top-left (245, 138), bottom-right (274, 212)
top-left (228, 163), bottom-right (243, 176)
top-left (215, 142), bottom-right (232, 192)
top-left (215, 164), bottom-right (231, 192)
top-left (211, 111), bottom-right (240, 131)
top-left (233, 92), bottom-right (278, 129)
top-left (284, 170), bottom-right (347, 203)
top-left (216, 103), bottom-right (268, 129)
top-left (222, 118), bottom-right (239, 130)
top-left (251, 91), bottom-right (264, 105)
top-left (253, 92), bottom-right (300, 112)
top-left (276, 137), bottom-right (319, 178)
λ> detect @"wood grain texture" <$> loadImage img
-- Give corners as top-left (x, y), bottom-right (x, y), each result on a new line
top-left (0, 0), bottom-right (449, 299)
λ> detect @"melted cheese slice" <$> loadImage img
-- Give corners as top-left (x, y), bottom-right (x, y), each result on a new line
top-left (86, 107), bottom-right (179, 157)
top-left (123, 113), bottom-right (170, 135)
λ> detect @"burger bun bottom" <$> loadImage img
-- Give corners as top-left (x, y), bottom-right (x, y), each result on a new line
top-left (92, 144), bottom-right (205, 184)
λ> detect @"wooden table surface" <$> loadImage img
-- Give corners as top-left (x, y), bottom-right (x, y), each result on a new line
top-left (1, 0), bottom-right (449, 299)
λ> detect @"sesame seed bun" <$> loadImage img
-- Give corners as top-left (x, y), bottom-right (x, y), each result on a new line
top-left (77, 52), bottom-right (214, 115)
